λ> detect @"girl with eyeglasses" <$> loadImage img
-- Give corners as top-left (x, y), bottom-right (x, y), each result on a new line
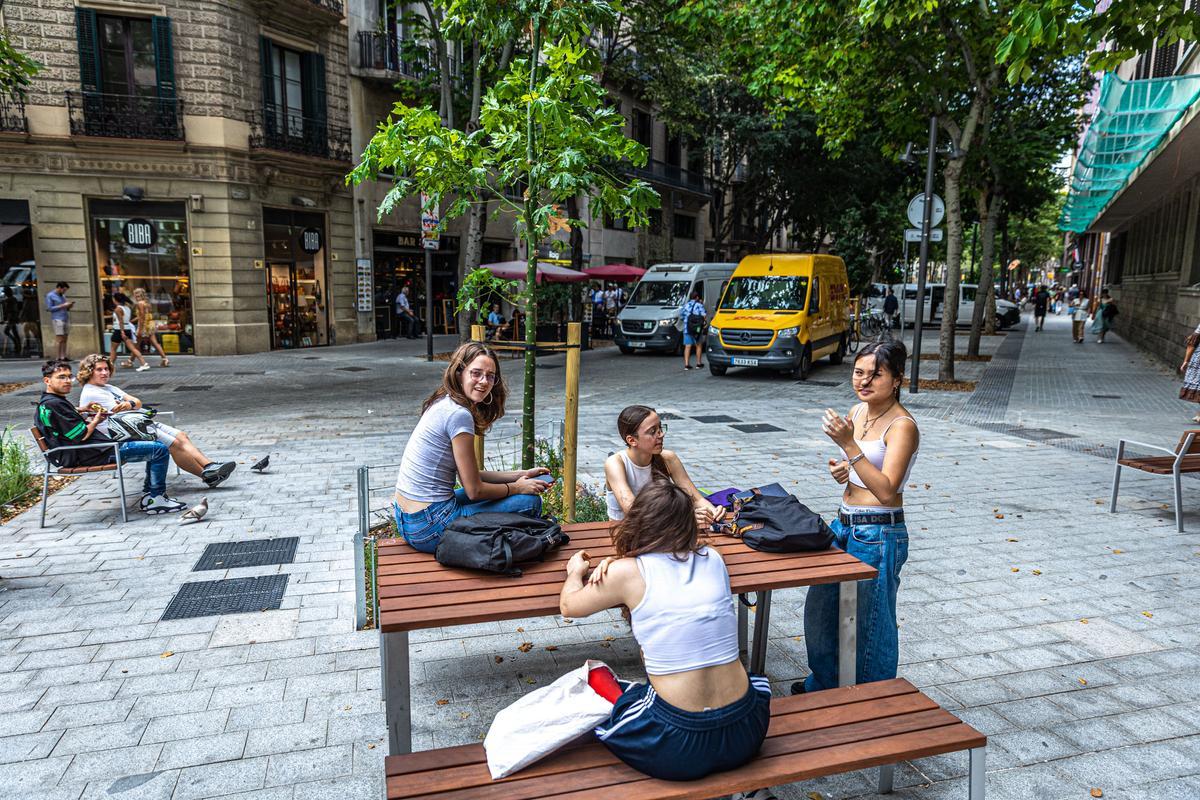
top-left (392, 341), bottom-right (553, 553)
top-left (794, 339), bottom-right (919, 695)
top-left (604, 405), bottom-right (724, 527)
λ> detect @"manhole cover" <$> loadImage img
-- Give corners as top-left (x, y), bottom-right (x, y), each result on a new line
top-left (124, 383), bottom-right (164, 391)
top-left (161, 575), bottom-right (288, 621)
top-left (731, 423), bottom-right (785, 433)
top-left (692, 415), bottom-right (741, 423)
top-left (193, 538), bottom-right (299, 571)
top-left (173, 385), bottom-right (213, 392)
top-left (336, 367), bottom-right (371, 372)
top-left (1007, 427), bottom-right (1078, 441)
top-left (1092, 395), bottom-right (1121, 399)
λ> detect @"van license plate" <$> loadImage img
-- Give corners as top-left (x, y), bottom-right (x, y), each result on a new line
top-left (630, 341), bottom-right (646, 348)
top-left (732, 357), bottom-right (758, 367)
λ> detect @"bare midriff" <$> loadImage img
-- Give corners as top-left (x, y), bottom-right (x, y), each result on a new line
top-left (394, 492), bottom-right (431, 514)
top-left (647, 658), bottom-right (749, 712)
top-left (842, 484), bottom-right (904, 509)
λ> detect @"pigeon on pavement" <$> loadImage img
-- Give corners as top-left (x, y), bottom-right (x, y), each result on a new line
top-left (251, 455), bottom-right (270, 473)
top-left (180, 497), bottom-right (208, 524)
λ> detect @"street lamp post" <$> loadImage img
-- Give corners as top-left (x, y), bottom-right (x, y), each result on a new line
top-left (910, 115), bottom-right (938, 395)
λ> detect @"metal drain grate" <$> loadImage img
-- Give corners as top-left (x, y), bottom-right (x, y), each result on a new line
top-left (124, 383), bottom-right (164, 391)
top-left (161, 575), bottom-right (288, 620)
top-left (731, 423), bottom-right (786, 433)
top-left (233, 371), bottom-right (265, 376)
top-left (1007, 427), bottom-right (1078, 441)
top-left (173, 385), bottom-right (213, 392)
top-left (802, 380), bottom-right (843, 387)
top-left (657, 412), bottom-right (684, 420)
top-left (193, 538), bottom-right (299, 571)
top-left (692, 415), bottom-right (741, 423)
top-left (336, 367), bottom-right (370, 372)
top-left (1092, 395), bottom-right (1122, 399)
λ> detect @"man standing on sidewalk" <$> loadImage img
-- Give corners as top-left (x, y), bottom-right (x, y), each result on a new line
top-left (45, 281), bottom-right (74, 359)
top-left (395, 285), bottom-right (418, 340)
top-left (1033, 286), bottom-right (1048, 332)
top-left (883, 287), bottom-right (899, 330)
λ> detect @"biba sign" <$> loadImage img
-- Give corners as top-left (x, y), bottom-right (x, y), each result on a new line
top-left (122, 218), bottom-right (157, 249)
top-left (300, 227), bottom-right (323, 254)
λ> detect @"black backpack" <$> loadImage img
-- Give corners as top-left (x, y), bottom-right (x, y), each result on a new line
top-left (687, 312), bottom-right (707, 338)
top-left (726, 494), bottom-right (834, 553)
top-left (435, 513), bottom-right (569, 576)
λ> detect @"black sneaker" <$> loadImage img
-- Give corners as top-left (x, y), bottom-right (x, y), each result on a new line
top-left (789, 680), bottom-right (807, 695)
top-left (201, 461), bottom-right (237, 488)
top-left (139, 494), bottom-right (187, 514)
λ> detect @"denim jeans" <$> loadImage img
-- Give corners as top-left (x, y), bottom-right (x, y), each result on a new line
top-left (803, 516), bottom-right (909, 692)
top-left (118, 440), bottom-right (171, 496)
top-left (393, 475), bottom-right (551, 554)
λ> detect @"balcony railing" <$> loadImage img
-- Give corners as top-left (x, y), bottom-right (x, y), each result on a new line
top-left (355, 30), bottom-right (459, 82)
top-left (0, 95), bottom-right (27, 134)
top-left (623, 158), bottom-right (710, 195)
top-left (66, 91), bottom-right (184, 140)
top-left (248, 106), bottom-right (351, 163)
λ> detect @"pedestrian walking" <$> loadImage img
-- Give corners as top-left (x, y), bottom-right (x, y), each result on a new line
top-left (1, 287), bottom-right (20, 356)
top-left (106, 292), bottom-right (150, 373)
top-left (1033, 286), bottom-right (1048, 331)
top-left (794, 339), bottom-right (919, 694)
top-left (1070, 292), bottom-right (1089, 343)
top-left (20, 289), bottom-right (41, 356)
top-left (132, 288), bottom-right (169, 367)
top-left (679, 290), bottom-right (706, 370)
top-left (1178, 323), bottom-right (1200, 423)
top-left (883, 287), bottom-right (899, 330)
top-left (1092, 291), bottom-right (1117, 343)
top-left (45, 281), bottom-right (73, 359)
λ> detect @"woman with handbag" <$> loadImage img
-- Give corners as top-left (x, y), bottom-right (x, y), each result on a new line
top-left (560, 481), bottom-right (772, 784)
top-left (604, 404), bottom-right (725, 527)
top-left (794, 339), bottom-right (919, 695)
top-left (393, 341), bottom-right (553, 554)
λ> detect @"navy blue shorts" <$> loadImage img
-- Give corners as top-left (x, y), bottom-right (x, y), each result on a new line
top-left (594, 674), bottom-right (771, 781)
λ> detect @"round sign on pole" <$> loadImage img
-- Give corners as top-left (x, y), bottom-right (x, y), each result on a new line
top-left (906, 194), bottom-right (945, 229)
top-left (300, 227), bottom-right (323, 254)
top-left (122, 218), bottom-right (157, 249)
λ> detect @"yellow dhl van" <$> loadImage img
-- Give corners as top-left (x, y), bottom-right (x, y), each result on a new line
top-left (707, 254), bottom-right (850, 379)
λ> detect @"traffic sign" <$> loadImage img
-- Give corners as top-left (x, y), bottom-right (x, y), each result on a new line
top-left (905, 228), bottom-right (943, 243)
top-left (907, 193), bottom-right (945, 228)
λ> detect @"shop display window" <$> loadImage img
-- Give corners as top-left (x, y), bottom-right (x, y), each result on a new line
top-left (264, 208), bottom-right (329, 349)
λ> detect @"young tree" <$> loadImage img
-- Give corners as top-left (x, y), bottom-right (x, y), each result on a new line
top-left (351, 0), bottom-right (658, 467)
top-left (0, 29), bottom-right (40, 104)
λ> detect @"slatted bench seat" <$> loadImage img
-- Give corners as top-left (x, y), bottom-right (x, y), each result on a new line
top-left (384, 678), bottom-right (985, 799)
top-left (30, 427), bottom-right (128, 526)
top-left (1111, 429), bottom-right (1200, 532)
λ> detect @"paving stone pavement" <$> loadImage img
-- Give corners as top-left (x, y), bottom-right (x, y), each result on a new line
top-left (0, 315), bottom-right (1197, 800)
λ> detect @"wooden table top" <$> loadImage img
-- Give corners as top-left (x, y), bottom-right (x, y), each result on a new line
top-left (376, 520), bottom-right (878, 634)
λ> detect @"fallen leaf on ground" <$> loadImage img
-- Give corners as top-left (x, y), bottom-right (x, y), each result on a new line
top-left (1011, 568), bottom-right (1020, 573)
top-left (517, 642), bottom-right (533, 653)
top-left (516, 627), bottom-right (525, 632)
top-left (160, 651), bottom-right (174, 658)
top-left (367, 743), bottom-right (376, 749)
top-left (995, 514), bottom-right (1005, 519)
top-left (1078, 678), bottom-right (1088, 686)
top-left (545, 645), bottom-right (558, 651)
top-left (460, 712), bottom-right (470, 719)
top-left (1112, 549), bottom-right (1123, 554)
top-left (924, 483), bottom-right (931, 489)
top-left (1080, 619), bottom-right (1089, 624)
top-left (1006, 538), bottom-right (1019, 542)
top-left (494, 656), bottom-right (504, 664)
top-left (1031, 570), bottom-right (1042, 575)
top-left (1091, 789), bottom-right (1103, 798)
top-left (1141, 611), bottom-right (1153, 618)
top-left (525, 677), bottom-right (536, 684)
top-left (600, 642), bottom-right (611, 648)
top-left (807, 793), bottom-right (825, 800)
top-left (604, 635), bottom-right (615, 641)
top-left (436, 699), bottom-right (449, 706)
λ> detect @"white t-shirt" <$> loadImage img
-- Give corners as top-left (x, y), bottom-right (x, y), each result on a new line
top-left (395, 396), bottom-right (477, 502)
top-left (79, 383), bottom-right (129, 436)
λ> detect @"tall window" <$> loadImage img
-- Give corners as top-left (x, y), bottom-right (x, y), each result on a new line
top-left (633, 109), bottom-right (653, 159)
top-left (97, 15), bottom-right (156, 97)
top-left (270, 43), bottom-right (305, 136)
top-left (259, 37), bottom-right (327, 155)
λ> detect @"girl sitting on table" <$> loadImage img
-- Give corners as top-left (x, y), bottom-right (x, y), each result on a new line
top-left (795, 339), bottom-right (919, 695)
top-left (604, 404), bottom-right (725, 527)
top-left (560, 480), bottom-right (770, 782)
top-left (393, 341), bottom-right (552, 554)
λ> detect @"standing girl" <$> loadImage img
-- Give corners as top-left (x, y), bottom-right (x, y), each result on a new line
top-left (132, 288), bottom-right (169, 367)
top-left (796, 339), bottom-right (919, 694)
top-left (1091, 292), bottom-right (1117, 344)
top-left (1178, 323), bottom-right (1200, 423)
top-left (392, 341), bottom-right (552, 554)
top-left (107, 292), bottom-right (150, 373)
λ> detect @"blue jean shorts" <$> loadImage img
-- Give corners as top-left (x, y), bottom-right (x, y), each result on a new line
top-left (393, 475), bottom-right (550, 554)
top-left (595, 674), bottom-right (771, 781)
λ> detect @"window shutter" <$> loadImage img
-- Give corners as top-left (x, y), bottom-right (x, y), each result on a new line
top-left (75, 7), bottom-right (101, 94)
top-left (1152, 40), bottom-right (1180, 77)
top-left (260, 37), bottom-right (276, 108)
top-left (302, 51), bottom-right (327, 155)
top-left (151, 17), bottom-right (176, 100)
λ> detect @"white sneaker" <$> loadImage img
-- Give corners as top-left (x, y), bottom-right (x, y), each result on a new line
top-left (731, 791), bottom-right (779, 800)
top-left (136, 363), bottom-right (151, 372)
top-left (139, 494), bottom-right (187, 514)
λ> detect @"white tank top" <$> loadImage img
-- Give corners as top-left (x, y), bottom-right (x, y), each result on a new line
top-left (605, 451), bottom-right (654, 521)
top-left (844, 406), bottom-right (918, 490)
top-left (630, 547), bottom-right (740, 675)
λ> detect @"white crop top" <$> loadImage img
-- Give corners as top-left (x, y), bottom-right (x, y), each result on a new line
top-left (843, 406), bottom-right (918, 490)
top-left (630, 547), bottom-right (740, 676)
top-left (605, 451), bottom-right (654, 521)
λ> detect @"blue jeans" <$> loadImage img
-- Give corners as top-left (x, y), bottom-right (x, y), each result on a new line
top-left (803, 517), bottom-right (908, 692)
top-left (393, 475), bottom-right (551, 554)
top-left (118, 440), bottom-right (171, 496)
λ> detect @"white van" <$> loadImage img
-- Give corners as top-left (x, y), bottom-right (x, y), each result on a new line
top-left (614, 262), bottom-right (738, 354)
top-left (874, 282), bottom-right (1019, 329)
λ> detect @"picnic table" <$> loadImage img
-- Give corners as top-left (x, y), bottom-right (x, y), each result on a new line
top-left (376, 520), bottom-right (878, 755)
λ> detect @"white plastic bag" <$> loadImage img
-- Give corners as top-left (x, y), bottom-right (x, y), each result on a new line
top-left (484, 659), bottom-right (615, 779)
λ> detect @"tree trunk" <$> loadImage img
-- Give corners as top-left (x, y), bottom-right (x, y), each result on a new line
top-left (968, 188), bottom-right (1000, 356)
top-left (520, 17), bottom-right (542, 470)
top-left (938, 156), bottom-right (964, 382)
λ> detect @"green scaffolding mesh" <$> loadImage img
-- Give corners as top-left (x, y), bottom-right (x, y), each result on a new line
top-left (1060, 71), bottom-right (1200, 233)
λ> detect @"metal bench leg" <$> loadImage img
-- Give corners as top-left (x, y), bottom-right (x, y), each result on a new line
top-left (878, 764), bottom-right (895, 794)
top-left (116, 461), bottom-right (128, 523)
top-left (381, 630), bottom-right (412, 755)
top-left (1109, 445), bottom-right (1123, 513)
top-left (737, 598), bottom-right (749, 663)
top-left (39, 466), bottom-right (50, 528)
top-left (1174, 468), bottom-right (1184, 533)
top-left (749, 589), bottom-right (772, 674)
top-left (968, 747), bottom-right (985, 799)
top-left (838, 580), bottom-right (858, 687)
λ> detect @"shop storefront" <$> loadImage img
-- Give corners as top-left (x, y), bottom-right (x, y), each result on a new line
top-left (371, 229), bottom-right (460, 339)
top-left (264, 208), bottom-right (330, 350)
top-left (0, 199), bottom-right (40, 359)
top-left (89, 199), bottom-right (194, 354)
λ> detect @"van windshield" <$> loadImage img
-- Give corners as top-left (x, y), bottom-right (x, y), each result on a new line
top-left (628, 280), bottom-right (690, 307)
top-left (719, 276), bottom-right (809, 311)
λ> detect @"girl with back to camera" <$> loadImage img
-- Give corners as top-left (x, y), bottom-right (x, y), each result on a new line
top-left (392, 341), bottom-right (552, 553)
top-left (795, 339), bottom-right (919, 695)
top-left (604, 404), bottom-right (725, 527)
top-left (560, 481), bottom-right (770, 783)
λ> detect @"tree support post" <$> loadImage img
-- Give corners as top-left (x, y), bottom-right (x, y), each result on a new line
top-left (562, 322), bottom-right (581, 522)
top-left (471, 324), bottom-right (486, 469)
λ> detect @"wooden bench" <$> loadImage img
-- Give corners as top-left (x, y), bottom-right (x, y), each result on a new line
top-left (1111, 428), bottom-right (1200, 532)
top-left (384, 678), bottom-right (987, 799)
top-left (30, 428), bottom-right (128, 527)
top-left (377, 520), bottom-right (877, 756)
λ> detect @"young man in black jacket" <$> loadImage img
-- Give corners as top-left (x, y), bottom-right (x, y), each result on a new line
top-left (35, 360), bottom-right (186, 515)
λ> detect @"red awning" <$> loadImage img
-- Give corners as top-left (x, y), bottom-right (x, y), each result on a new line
top-left (482, 260), bottom-right (590, 284)
top-left (582, 263), bottom-right (646, 281)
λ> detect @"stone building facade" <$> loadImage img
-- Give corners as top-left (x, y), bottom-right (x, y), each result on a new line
top-left (0, 0), bottom-right (365, 357)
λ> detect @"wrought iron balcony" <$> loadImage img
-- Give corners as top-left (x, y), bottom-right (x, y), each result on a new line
top-left (66, 91), bottom-right (184, 140)
top-left (623, 158), bottom-right (710, 196)
top-left (248, 105), bottom-right (351, 163)
top-left (354, 30), bottom-right (459, 83)
top-left (0, 95), bottom-right (27, 134)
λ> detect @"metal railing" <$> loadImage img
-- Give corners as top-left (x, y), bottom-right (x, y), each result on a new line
top-left (66, 91), bottom-right (184, 140)
top-left (355, 31), bottom-right (459, 81)
top-left (0, 95), bottom-right (27, 134)
top-left (248, 105), bottom-right (352, 162)
top-left (623, 158), bottom-right (710, 194)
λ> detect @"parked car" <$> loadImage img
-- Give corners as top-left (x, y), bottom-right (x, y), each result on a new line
top-left (869, 282), bottom-right (1019, 329)
top-left (614, 262), bottom-right (738, 354)
top-left (0, 260), bottom-right (36, 302)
